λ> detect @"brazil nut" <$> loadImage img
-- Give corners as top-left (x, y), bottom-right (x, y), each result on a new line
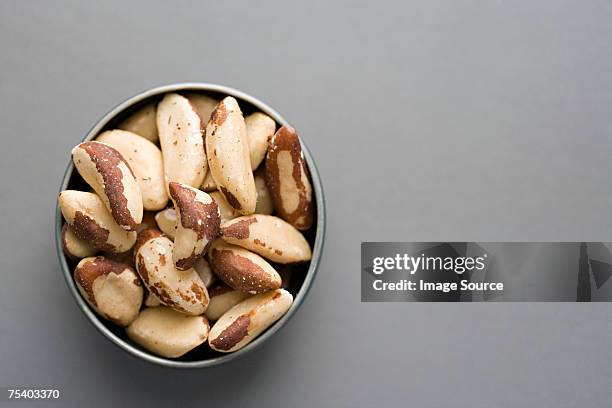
top-left (96, 130), bottom-right (168, 211)
top-left (205, 96), bottom-right (256, 215)
top-left (127, 306), bottom-right (209, 358)
top-left (135, 232), bottom-right (209, 315)
top-left (254, 168), bottom-right (274, 215)
top-left (207, 240), bottom-right (281, 294)
top-left (205, 282), bottom-right (251, 321)
top-left (59, 190), bottom-right (136, 253)
top-left (157, 93), bottom-right (207, 190)
top-left (168, 182), bottom-right (220, 270)
top-left (61, 224), bottom-right (97, 259)
top-left (208, 289), bottom-right (292, 352)
top-left (220, 214), bottom-right (311, 264)
top-left (154, 207), bottom-right (177, 239)
top-left (117, 101), bottom-right (158, 143)
top-left (72, 141), bottom-right (143, 231)
top-left (74, 256), bottom-right (143, 326)
top-left (245, 112), bottom-right (275, 170)
top-left (265, 125), bottom-right (313, 230)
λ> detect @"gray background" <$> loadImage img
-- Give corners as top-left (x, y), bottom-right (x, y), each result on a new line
top-left (1, 0), bottom-right (612, 406)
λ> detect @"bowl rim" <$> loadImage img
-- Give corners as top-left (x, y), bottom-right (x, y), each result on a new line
top-left (54, 82), bottom-right (326, 368)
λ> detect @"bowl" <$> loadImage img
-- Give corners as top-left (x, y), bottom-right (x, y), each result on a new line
top-left (55, 83), bottom-right (325, 368)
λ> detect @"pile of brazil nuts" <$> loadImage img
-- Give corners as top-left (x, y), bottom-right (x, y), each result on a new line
top-left (58, 92), bottom-right (314, 358)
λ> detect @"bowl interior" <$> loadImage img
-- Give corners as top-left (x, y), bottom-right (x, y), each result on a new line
top-left (56, 83), bottom-right (324, 368)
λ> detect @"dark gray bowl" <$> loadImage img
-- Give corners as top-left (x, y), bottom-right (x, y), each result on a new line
top-left (55, 83), bottom-right (325, 368)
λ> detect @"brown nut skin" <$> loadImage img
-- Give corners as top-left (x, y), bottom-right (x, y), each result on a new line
top-left (157, 93), bottom-right (207, 191)
top-left (96, 130), bottom-right (168, 211)
top-left (117, 101), bottom-right (158, 143)
top-left (74, 256), bottom-right (143, 326)
top-left (168, 182), bottom-right (220, 270)
top-left (58, 190), bottom-right (137, 253)
top-left (208, 289), bottom-right (292, 353)
top-left (135, 234), bottom-right (209, 315)
top-left (72, 141), bottom-right (144, 231)
top-left (205, 97), bottom-right (257, 215)
top-left (245, 112), bottom-right (275, 170)
top-left (220, 215), bottom-right (311, 264)
top-left (205, 282), bottom-right (251, 321)
top-left (207, 240), bottom-right (281, 294)
top-left (61, 224), bottom-right (97, 259)
top-left (265, 125), bottom-right (313, 230)
top-left (127, 306), bottom-right (209, 358)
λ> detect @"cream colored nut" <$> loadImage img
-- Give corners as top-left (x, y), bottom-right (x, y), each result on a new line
top-left (208, 289), bottom-right (292, 352)
top-left (210, 191), bottom-right (240, 223)
top-left (208, 240), bottom-right (281, 294)
top-left (72, 141), bottom-right (143, 231)
top-left (132, 228), bottom-right (163, 264)
top-left (205, 282), bottom-right (251, 321)
top-left (187, 93), bottom-right (218, 126)
top-left (220, 215), bottom-right (311, 264)
top-left (245, 112), bottom-right (275, 170)
top-left (157, 93), bottom-right (207, 190)
top-left (154, 208), bottom-right (177, 239)
top-left (58, 190), bottom-right (137, 253)
top-left (265, 125), bottom-right (313, 230)
top-left (117, 101), bottom-right (158, 143)
top-left (169, 182), bottom-right (220, 270)
top-left (135, 233), bottom-right (209, 315)
top-left (205, 97), bottom-right (256, 215)
top-left (200, 170), bottom-right (216, 192)
top-left (194, 257), bottom-right (215, 288)
top-left (97, 130), bottom-right (168, 211)
top-left (74, 256), bottom-right (143, 326)
top-left (254, 168), bottom-right (274, 215)
top-left (127, 306), bottom-right (209, 358)
top-left (61, 224), bottom-right (97, 259)
top-left (145, 291), bottom-right (161, 307)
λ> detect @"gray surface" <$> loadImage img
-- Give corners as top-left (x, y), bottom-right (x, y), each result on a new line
top-left (1, 0), bottom-right (612, 406)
